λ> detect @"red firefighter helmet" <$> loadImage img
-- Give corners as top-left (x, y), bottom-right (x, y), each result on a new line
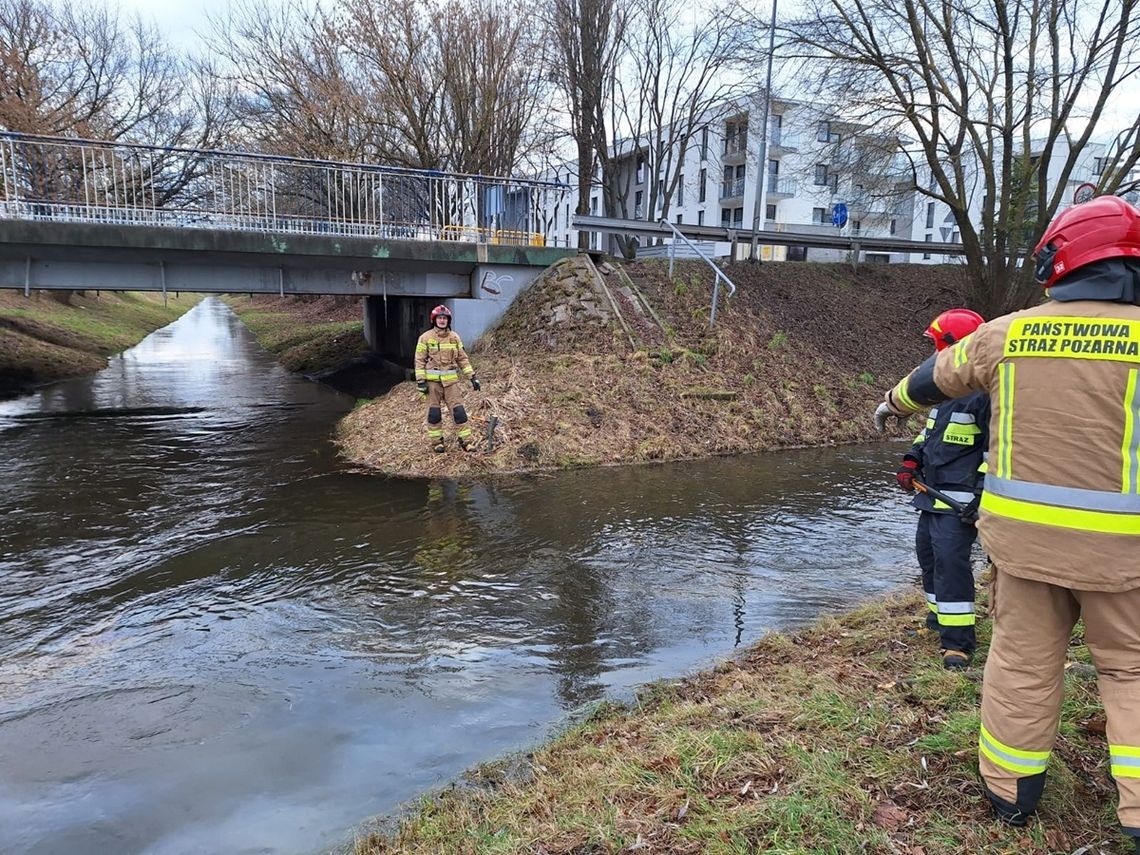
top-left (429, 305), bottom-right (452, 325)
top-left (925, 308), bottom-right (985, 351)
top-left (1033, 195), bottom-right (1140, 289)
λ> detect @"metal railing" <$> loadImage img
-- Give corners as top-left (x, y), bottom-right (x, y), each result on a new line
top-left (0, 132), bottom-right (565, 246)
top-left (660, 218), bottom-right (737, 327)
top-left (720, 177), bottom-right (746, 199)
top-left (767, 176), bottom-right (797, 195)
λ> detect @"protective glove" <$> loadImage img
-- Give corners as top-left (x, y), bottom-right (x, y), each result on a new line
top-left (874, 400), bottom-right (902, 433)
top-left (471, 377), bottom-right (481, 392)
top-left (896, 458), bottom-right (919, 492)
top-left (416, 380), bottom-right (428, 397)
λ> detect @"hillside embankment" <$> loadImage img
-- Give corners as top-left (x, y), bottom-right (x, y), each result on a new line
top-left (337, 257), bottom-right (971, 477)
top-left (356, 587), bottom-right (1126, 855)
top-left (0, 290), bottom-right (201, 399)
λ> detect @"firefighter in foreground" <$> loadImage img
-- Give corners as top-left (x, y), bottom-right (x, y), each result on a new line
top-left (874, 195), bottom-right (1140, 845)
top-left (896, 308), bottom-right (989, 671)
top-left (415, 305), bottom-right (480, 453)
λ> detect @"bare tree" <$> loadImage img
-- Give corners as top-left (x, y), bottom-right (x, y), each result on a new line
top-left (542, 0), bottom-right (628, 249)
top-left (785, 0), bottom-right (1140, 316)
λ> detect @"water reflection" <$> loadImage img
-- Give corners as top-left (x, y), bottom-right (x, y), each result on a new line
top-left (0, 297), bottom-right (918, 855)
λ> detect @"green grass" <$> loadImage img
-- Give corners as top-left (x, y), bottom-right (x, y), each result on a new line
top-left (0, 291), bottom-right (200, 389)
top-left (354, 589), bottom-right (1132, 855)
top-left (223, 299), bottom-right (369, 374)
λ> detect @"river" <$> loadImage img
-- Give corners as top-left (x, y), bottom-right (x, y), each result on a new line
top-left (0, 296), bottom-right (919, 854)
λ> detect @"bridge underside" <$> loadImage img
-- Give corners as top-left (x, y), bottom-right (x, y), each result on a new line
top-left (0, 220), bottom-right (573, 361)
top-left (0, 220), bottom-right (570, 297)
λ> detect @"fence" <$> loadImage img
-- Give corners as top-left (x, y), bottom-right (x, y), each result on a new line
top-left (0, 132), bottom-right (565, 246)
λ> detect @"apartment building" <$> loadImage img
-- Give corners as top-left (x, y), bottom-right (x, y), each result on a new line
top-left (543, 97), bottom-right (917, 263)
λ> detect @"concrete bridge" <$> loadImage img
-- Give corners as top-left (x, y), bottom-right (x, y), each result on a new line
top-left (0, 132), bottom-right (572, 361)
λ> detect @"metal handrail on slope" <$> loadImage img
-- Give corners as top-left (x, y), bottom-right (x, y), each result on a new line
top-left (659, 218), bottom-right (737, 327)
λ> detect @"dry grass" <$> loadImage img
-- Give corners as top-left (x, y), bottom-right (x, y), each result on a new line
top-left (222, 294), bottom-right (370, 374)
top-left (337, 258), bottom-right (967, 477)
top-left (355, 588), bottom-right (1128, 855)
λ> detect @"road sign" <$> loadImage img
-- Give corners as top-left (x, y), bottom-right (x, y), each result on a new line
top-left (1073, 182), bottom-right (1097, 204)
top-left (832, 203), bottom-right (848, 227)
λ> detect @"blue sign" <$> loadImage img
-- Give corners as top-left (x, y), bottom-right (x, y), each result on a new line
top-left (832, 203), bottom-right (848, 228)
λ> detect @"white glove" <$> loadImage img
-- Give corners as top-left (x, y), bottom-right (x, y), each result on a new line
top-left (873, 401), bottom-right (896, 433)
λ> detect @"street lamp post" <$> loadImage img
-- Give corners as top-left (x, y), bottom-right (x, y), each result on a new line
top-left (749, 0), bottom-right (778, 262)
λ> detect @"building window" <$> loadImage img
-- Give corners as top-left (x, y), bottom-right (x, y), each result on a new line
top-left (677, 174), bottom-right (684, 205)
top-left (590, 196), bottom-right (597, 214)
top-left (733, 207), bottom-right (744, 228)
top-left (676, 213), bottom-right (683, 225)
top-left (814, 164), bottom-right (829, 185)
top-left (889, 218), bottom-right (897, 235)
top-left (699, 168), bottom-right (707, 202)
top-left (636, 157), bottom-right (645, 184)
top-left (770, 114), bottom-right (782, 146)
top-left (951, 229), bottom-right (960, 243)
top-left (1093, 157), bottom-right (1106, 176)
top-left (565, 204), bottom-right (570, 229)
top-left (923, 233), bottom-right (932, 260)
top-left (721, 207), bottom-right (732, 227)
top-left (724, 121), bottom-right (747, 155)
top-left (925, 202), bottom-right (935, 228)
top-left (634, 190), bottom-right (644, 217)
top-left (766, 203), bottom-right (777, 220)
top-left (817, 121), bottom-right (831, 142)
top-left (697, 210), bottom-right (704, 226)
top-left (852, 219), bottom-right (862, 234)
top-left (812, 206), bottom-right (827, 224)
top-left (701, 127), bottom-right (709, 160)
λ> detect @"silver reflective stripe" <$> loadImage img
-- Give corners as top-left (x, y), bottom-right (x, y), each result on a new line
top-left (948, 412), bottom-right (977, 424)
top-left (937, 601), bottom-right (974, 614)
top-left (940, 489), bottom-right (977, 504)
top-left (980, 732), bottom-right (1049, 770)
top-left (1111, 753), bottom-right (1140, 769)
top-left (925, 592), bottom-right (937, 604)
top-left (986, 473), bottom-right (1140, 514)
top-left (929, 408), bottom-right (939, 419)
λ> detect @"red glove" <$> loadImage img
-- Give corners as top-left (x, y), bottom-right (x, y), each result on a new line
top-left (896, 459), bottom-right (919, 492)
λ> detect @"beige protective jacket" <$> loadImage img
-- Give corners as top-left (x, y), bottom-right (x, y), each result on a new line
top-left (414, 328), bottom-right (474, 387)
top-left (887, 299), bottom-right (1140, 592)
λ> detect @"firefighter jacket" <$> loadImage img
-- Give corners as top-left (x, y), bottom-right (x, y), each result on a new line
top-left (886, 298), bottom-right (1140, 592)
top-left (414, 328), bottom-right (474, 387)
top-left (905, 392), bottom-right (990, 514)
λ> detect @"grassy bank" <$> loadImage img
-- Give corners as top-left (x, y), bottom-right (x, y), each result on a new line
top-left (0, 290), bottom-right (201, 397)
top-left (338, 257), bottom-right (969, 477)
top-left (357, 588), bottom-right (1125, 854)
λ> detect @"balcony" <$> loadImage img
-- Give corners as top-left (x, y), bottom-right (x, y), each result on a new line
top-left (768, 131), bottom-right (802, 154)
top-left (720, 178), bottom-right (746, 201)
top-left (767, 176), bottom-right (797, 197)
top-left (723, 137), bottom-right (748, 163)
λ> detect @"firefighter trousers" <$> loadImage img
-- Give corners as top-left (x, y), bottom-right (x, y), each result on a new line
top-left (915, 510), bottom-right (977, 654)
top-left (981, 567), bottom-right (1140, 834)
top-left (425, 381), bottom-right (471, 447)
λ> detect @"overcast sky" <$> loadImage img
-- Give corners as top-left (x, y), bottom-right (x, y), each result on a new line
top-left (113, 0), bottom-right (233, 50)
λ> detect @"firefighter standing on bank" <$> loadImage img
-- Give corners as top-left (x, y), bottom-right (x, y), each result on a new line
top-left (874, 195), bottom-right (1140, 845)
top-left (896, 308), bottom-right (989, 670)
top-left (415, 305), bottom-right (480, 453)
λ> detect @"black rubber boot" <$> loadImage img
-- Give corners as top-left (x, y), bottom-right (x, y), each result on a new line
top-left (458, 436), bottom-right (473, 452)
top-left (986, 789), bottom-right (1029, 827)
top-left (433, 442), bottom-right (446, 454)
top-left (942, 649), bottom-right (971, 670)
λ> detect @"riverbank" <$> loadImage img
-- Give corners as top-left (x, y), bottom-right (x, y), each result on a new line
top-left (221, 294), bottom-right (398, 399)
top-left (337, 257), bottom-right (970, 477)
top-left (357, 587), bottom-right (1124, 854)
top-left (0, 290), bottom-right (201, 398)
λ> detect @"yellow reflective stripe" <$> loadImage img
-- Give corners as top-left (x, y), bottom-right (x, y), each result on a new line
top-left (913, 433), bottom-right (926, 444)
top-left (893, 377), bottom-right (919, 412)
top-left (979, 725), bottom-right (1050, 775)
top-left (995, 362), bottom-right (1015, 478)
top-left (1124, 369), bottom-right (1139, 493)
top-left (943, 423), bottom-right (980, 445)
top-left (415, 370), bottom-right (426, 380)
top-left (927, 601), bottom-right (939, 613)
top-left (925, 418), bottom-right (936, 429)
top-left (415, 343), bottom-right (427, 352)
top-left (978, 459), bottom-right (988, 474)
top-left (457, 428), bottom-right (472, 438)
top-left (427, 429), bottom-right (444, 437)
top-left (937, 613), bottom-right (976, 627)
top-left (953, 338), bottom-right (970, 368)
top-left (1003, 316), bottom-right (1140, 363)
top-left (980, 491), bottom-right (1140, 535)
top-left (462, 366), bottom-right (474, 375)
top-left (1111, 745), bottom-right (1140, 778)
